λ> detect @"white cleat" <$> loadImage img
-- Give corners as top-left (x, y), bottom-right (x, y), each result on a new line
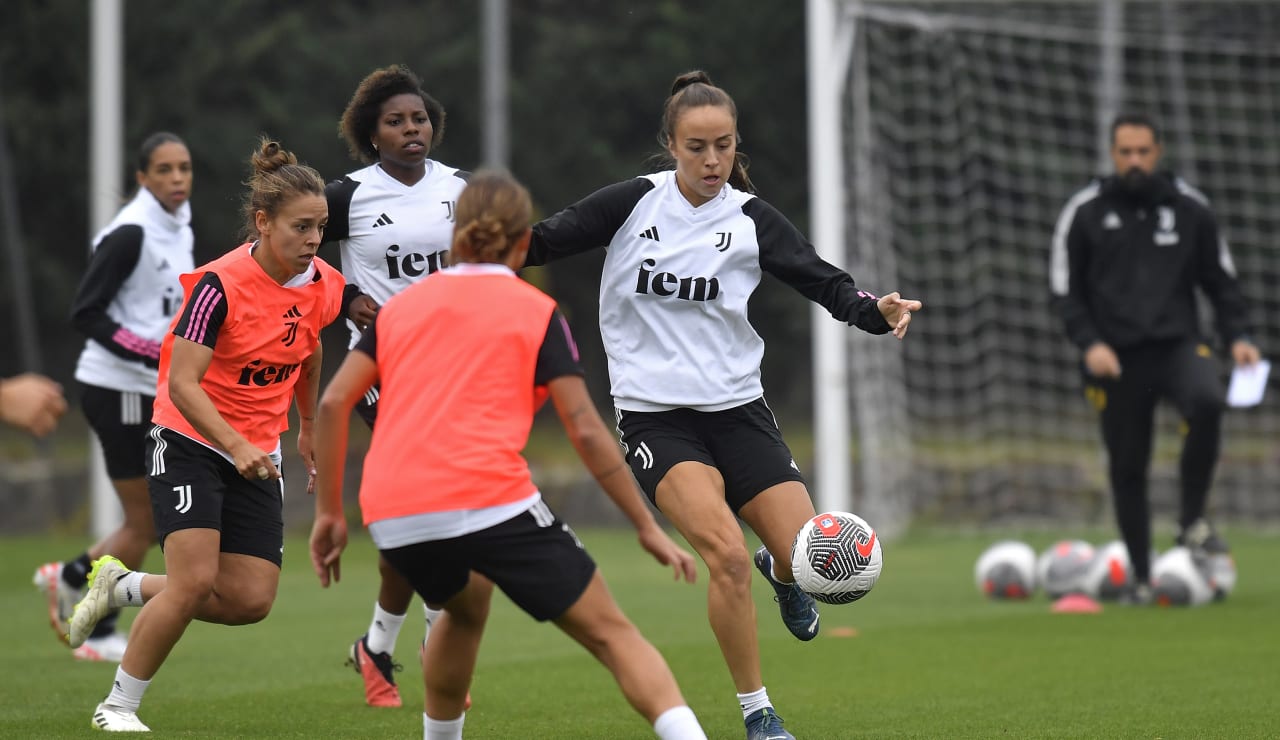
top-left (32, 562), bottom-right (83, 646)
top-left (74, 632), bottom-right (129, 662)
top-left (92, 703), bottom-right (150, 732)
top-left (69, 557), bottom-right (129, 649)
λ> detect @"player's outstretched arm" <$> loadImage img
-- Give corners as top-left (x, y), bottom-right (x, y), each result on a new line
top-left (547, 374), bottom-right (697, 583)
top-left (310, 349), bottom-right (377, 587)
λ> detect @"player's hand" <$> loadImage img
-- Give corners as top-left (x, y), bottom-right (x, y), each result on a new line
top-left (0, 373), bottom-right (67, 437)
top-left (1084, 342), bottom-right (1122, 379)
top-left (296, 427), bottom-right (318, 494)
top-left (1231, 339), bottom-right (1261, 367)
top-left (231, 441), bottom-right (279, 481)
top-left (637, 523), bottom-right (698, 583)
top-left (877, 292), bottom-right (923, 339)
top-left (348, 295), bottom-right (380, 331)
top-left (309, 514), bottom-right (347, 587)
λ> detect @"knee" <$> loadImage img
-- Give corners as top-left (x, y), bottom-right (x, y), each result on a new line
top-left (119, 517), bottom-right (156, 543)
top-left (701, 540), bottom-right (753, 590)
top-left (225, 591), bottom-right (275, 625)
top-left (167, 575), bottom-right (217, 614)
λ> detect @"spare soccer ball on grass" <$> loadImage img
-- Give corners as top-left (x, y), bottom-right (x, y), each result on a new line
top-left (973, 540), bottom-right (1037, 600)
top-left (1036, 539), bottom-right (1095, 599)
top-left (791, 511), bottom-right (882, 604)
top-left (1080, 540), bottom-right (1135, 601)
top-left (1152, 547), bottom-right (1215, 607)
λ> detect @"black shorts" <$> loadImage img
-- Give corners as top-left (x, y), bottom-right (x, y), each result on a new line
top-left (80, 384), bottom-right (154, 479)
top-left (145, 426), bottom-right (285, 567)
top-left (615, 397), bottom-right (806, 514)
top-left (354, 385), bottom-right (380, 428)
top-left (380, 500), bottom-right (596, 622)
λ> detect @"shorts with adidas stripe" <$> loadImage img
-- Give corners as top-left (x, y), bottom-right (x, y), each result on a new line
top-left (145, 425), bottom-right (285, 566)
top-left (379, 500), bottom-right (596, 622)
top-left (354, 383), bottom-right (380, 428)
top-left (615, 397), bottom-right (806, 514)
top-left (80, 384), bottom-right (154, 479)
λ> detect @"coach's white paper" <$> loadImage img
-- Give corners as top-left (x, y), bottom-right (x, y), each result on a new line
top-left (1226, 359), bottom-right (1270, 408)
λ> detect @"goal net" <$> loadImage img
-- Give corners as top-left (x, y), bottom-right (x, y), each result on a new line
top-left (828, 1), bottom-right (1280, 532)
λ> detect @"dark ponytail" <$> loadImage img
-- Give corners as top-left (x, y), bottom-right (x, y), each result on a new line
top-left (655, 70), bottom-right (754, 194)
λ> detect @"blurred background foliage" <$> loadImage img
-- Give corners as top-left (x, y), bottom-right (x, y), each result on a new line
top-left (0, 1), bottom-right (817, 527)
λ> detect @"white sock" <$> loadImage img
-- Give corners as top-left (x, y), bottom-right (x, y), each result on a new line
top-left (653, 705), bottom-right (707, 739)
top-left (109, 571), bottom-right (147, 609)
top-left (104, 667), bottom-right (150, 712)
top-left (423, 711), bottom-right (465, 740)
top-left (366, 603), bottom-right (407, 656)
top-left (424, 604), bottom-right (443, 631)
top-left (737, 686), bottom-right (772, 719)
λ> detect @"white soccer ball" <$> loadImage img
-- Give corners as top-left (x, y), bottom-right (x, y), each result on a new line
top-left (791, 511), bottom-right (883, 604)
top-left (974, 540), bottom-right (1037, 600)
top-left (1036, 539), bottom-right (1095, 599)
top-left (1080, 540), bottom-right (1134, 601)
top-left (1203, 552), bottom-right (1237, 601)
top-left (1152, 547), bottom-right (1215, 607)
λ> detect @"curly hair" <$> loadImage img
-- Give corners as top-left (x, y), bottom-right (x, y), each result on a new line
top-left (339, 65), bottom-right (446, 163)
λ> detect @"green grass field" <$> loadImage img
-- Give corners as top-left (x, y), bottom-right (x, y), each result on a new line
top-left (1, 527), bottom-right (1276, 738)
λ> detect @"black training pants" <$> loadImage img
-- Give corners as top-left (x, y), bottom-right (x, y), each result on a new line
top-left (1083, 338), bottom-right (1226, 581)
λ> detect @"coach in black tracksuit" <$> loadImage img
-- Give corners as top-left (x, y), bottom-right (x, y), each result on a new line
top-left (1049, 113), bottom-right (1260, 599)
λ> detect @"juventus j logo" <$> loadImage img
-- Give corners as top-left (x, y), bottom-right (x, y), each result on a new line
top-left (173, 484), bottom-right (193, 514)
top-left (281, 305), bottom-right (302, 346)
top-left (714, 232), bottom-right (732, 252)
top-left (443, 200), bottom-right (456, 222)
top-left (633, 442), bottom-right (654, 470)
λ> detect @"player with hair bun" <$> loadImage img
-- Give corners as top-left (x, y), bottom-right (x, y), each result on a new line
top-left (69, 136), bottom-right (345, 733)
top-left (525, 70), bottom-right (922, 740)
top-left (310, 169), bottom-right (707, 740)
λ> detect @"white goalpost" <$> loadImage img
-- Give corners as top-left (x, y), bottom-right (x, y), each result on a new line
top-left (89, 0), bottom-right (125, 538)
top-left (809, 1), bottom-right (1280, 533)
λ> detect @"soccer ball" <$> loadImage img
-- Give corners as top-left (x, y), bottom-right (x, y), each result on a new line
top-left (973, 540), bottom-right (1037, 600)
top-left (1036, 539), bottom-right (1095, 599)
top-left (1203, 552), bottom-right (1237, 601)
top-left (1080, 540), bottom-right (1134, 601)
top-left (1151, 547), bottom-right (1214, 607)
top-left (791, 511), bottom-right (882, 604)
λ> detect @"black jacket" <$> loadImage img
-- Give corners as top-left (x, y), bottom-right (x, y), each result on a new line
top-left (1049, 171), bottom-right (1252, 352)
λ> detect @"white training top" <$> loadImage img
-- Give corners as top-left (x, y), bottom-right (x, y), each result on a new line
top-left (73, 188), bottom-right (194, 395)
top-left (323, 160), bottom-right (468, 349)
top-left (529, 170), bottom-right (890, 413)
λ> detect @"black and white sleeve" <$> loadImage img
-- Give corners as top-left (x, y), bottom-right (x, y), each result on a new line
top-left (526, 178), bottom-right (654, 267)
top-left (171, 273), bottom-right (229, 350)
top-left (746, 198), bottom-right (890, 334)
top-left (534, 309), bottom-right (586, 384)
top-left (69, 225), bottom-right (164, 366)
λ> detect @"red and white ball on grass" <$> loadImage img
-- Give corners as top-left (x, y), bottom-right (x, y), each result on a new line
top-left (791, 511), bottom-right (883, 604)
top-left (1152, 547), bottom-right (1215, 607)
top-left (974, 540), bottom-right (1037, 600)
top-left (1036, 539), bottom-right (1095, 600)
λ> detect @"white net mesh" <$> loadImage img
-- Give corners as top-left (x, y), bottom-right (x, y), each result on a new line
top-left (838, 2), bottom-right (1280, 527)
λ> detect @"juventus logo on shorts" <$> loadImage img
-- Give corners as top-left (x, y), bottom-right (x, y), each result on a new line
top-left (633, 442), bottom-right (654, 470)
top-left (173, 484), bottom-right (193, 514)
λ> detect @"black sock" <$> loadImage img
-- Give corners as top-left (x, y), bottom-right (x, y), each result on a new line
top-left (62, 553), bottom-right (94, 589)
top-left (89, 609), bottom-right (122, 639)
